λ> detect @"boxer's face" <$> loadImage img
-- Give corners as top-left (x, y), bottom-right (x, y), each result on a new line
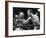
top-left (19, 12), bottom-right (24, 18)
top-left (27, 10), bottom-right (32, 16)
top-left (28, 10), bottom-right (30, 16)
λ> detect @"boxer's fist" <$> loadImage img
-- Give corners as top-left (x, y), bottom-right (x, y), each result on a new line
top-left (28, 17), bottom-right (31, 20)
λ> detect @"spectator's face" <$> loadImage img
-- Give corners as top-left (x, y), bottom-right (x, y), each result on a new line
top-left (19, 12), bottom-right (24, 18)
top-left (15, 15), bottom-right (18, 19)
top-left (15, 15), bottom-right (18, 17)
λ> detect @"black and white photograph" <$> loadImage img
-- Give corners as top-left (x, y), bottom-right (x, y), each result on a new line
top-left (5, 1), bottom-right (45, 37)
top-left (13, 7), bottom-right (40, 31)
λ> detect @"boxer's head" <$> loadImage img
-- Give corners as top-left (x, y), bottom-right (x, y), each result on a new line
top-left (27, 9), bottom-right (33, 16)
top-left (19, 12), bottom-right (24, 18)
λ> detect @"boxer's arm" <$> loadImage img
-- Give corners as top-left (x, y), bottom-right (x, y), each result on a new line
top-left (23, 17), bottom-right (32, 24)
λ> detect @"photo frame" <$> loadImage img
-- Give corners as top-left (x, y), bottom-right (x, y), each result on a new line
top-left (5, 1), bottom-right (45, 37)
